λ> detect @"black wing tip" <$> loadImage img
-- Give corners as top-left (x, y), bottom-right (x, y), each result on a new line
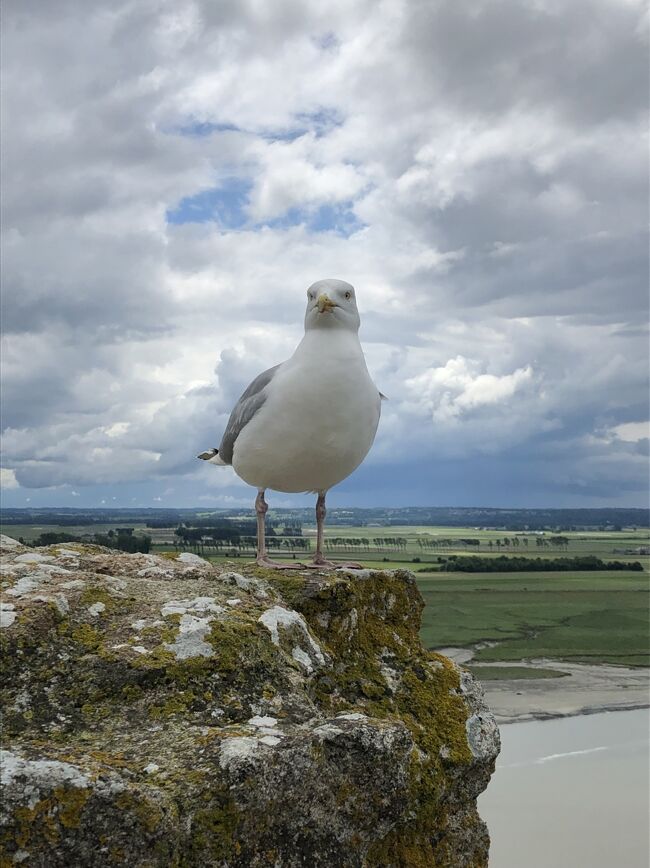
top-left (197, 449), bottom-right (219, 461)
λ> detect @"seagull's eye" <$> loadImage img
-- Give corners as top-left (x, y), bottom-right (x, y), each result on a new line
top-left (344, 291), bottom-right (351, 299)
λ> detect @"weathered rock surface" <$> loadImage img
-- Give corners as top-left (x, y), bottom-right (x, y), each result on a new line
top-left (0, 535), bottom-right (499, 866)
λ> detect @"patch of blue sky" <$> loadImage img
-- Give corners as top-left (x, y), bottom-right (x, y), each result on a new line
top-left (294, 107), bottom-right (344, 138)
top-left (256, 108), bottom-right (344, 143)
top-left (255, 202), bottom-right (366, 237)
top-left (175, 120), bottom-right (241, 137)
top-left (166, 179), bottom-right (252, 228)
top-left (171, 107), bottom-right (342, 144)
top-left (259, 127), bottom-right (306, 143)
top-left (172, 117), bottom-right (301, 143)
top-left (312, 31), bottom-right (339, 52)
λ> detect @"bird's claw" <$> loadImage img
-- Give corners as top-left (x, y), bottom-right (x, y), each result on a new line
top-left (255, 556), bottom-right (307, 570)
top-left (304, 558), bottom-right (338, 569)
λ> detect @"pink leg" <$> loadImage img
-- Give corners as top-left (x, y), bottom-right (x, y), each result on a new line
top-left (307, 491), bottom-right (363, 570)
top-left (255, 490), bottom-right (305, 570)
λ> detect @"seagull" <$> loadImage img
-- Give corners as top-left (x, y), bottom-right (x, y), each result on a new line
top-left (198, 279), bottom-right (382, 569)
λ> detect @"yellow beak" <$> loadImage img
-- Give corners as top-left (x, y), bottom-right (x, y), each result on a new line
top-left (317, 293), bottom-right (337, 313)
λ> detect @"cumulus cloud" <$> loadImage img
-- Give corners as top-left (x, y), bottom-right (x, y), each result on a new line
top-left (0, 469), bottom-right (19, 490)
top-left (247, 135), bottom-right (368, 221)
top-left (611, 421), bottom-right (650, 443)
top-left (1, 0), bottom-right (648, 508)
top-left (406, 358), bottom-right (534, 423)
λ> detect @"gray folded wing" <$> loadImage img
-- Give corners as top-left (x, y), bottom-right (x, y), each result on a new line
top-left (217, 364), bottom-right (281, 464)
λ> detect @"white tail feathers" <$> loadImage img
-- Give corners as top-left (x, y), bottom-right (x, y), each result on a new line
top-left (197, 449), bottom-right (226, 466)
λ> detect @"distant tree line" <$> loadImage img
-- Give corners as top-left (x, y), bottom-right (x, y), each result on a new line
top-left (94, 528), bottom-right (152, 553)
top-left (416, 536), bottom-right (571, 551)
top-left (29, 532), bottom-right (80, 546)
top-left (8, 517), bottom-right (98, 527)
top-left (173, 524), bottom-right (273, 546)
top-left (30, 528), bottom-right (151, 554)
top-left (417, 538), bottom-right (482, 550)
top-left (441, 555), bottom-right (643, 572)
top-left (4, 505), bottom-right (648, 530)
top-left (157, 518), bottom-right (303, 533)
top-left (175, 526), bottom-right (248, 547)
top-left (172, 525), bottom-right (310, 556)
top-left (164, 519), bottom-right (260, 533)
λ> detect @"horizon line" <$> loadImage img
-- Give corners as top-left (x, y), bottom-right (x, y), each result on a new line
top-left (2, 505), bottom-right (648, 514)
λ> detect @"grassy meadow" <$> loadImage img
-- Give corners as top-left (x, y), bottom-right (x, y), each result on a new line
top-left (417, 570), bottom-right (648, 668)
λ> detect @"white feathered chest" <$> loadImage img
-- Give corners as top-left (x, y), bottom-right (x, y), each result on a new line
top-left (232, 330), bottom-right (381, 493)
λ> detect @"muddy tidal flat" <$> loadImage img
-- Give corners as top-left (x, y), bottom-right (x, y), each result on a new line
top-left (437, 647), bottom-right (650, 724)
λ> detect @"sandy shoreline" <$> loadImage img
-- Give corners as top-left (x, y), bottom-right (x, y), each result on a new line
top-left (436, 647), bottom-right (650, 725)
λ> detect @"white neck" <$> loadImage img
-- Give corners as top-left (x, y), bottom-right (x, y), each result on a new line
top-left (293, 326), bottom-right (364, 363)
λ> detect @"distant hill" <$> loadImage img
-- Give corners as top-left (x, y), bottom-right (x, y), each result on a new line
top-left (1, 505), bottom-right (648, 530)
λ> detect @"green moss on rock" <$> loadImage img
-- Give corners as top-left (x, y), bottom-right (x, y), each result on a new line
top-left (188, 793), bottom-right (241, 862)
top-left (279, 570), bottom-right (484, 860)
top-left (71, 624), bottom-right (103, 651)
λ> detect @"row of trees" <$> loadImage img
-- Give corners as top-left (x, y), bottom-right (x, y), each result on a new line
top-left (172, 522), bottom-right (305, 548)
top-left (414, 535), bottom-right (571, 551)
top-left (158, 518), bottom-right (303, 532)
top-left (442, 555), bottom-right (643, 572)
top-left (416, 538), bottom-right (481, 550)
top-left (324, 537), bottom-right (410, 552)
top-left (167, 525), bottom-right (574, 558)
top-left (171, 531), bottom-right (412, 554)
top-left (29, 531), bottom-right (81, 547)
top-left (30, 528), bottom-right (152, 554)
top-left (172, 532), bottom-right (312, 555)
top-left (93, 528), bottom-right (152, 553)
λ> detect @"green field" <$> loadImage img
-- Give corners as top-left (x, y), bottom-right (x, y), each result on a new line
top-left (417, 570), bottom-right (649, 667)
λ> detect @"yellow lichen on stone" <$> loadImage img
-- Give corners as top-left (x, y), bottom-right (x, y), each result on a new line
top-left (148, 692), bottom-right (196, 719)
top-left (80, 586), bottom-right (127, 614)
top-left (115, 792), bottom-right (164, 834)
top-left (189, 796), bottom-right (240, 861)
top-left (53, 785), bottom-right (91, 829)
top-left (70, 624), bottom-right (102, 651)
top-left (10, 784), bottom-right (91, 850)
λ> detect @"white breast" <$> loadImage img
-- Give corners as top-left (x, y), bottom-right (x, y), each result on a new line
top-left (232, 330), bottom-right (381, 493)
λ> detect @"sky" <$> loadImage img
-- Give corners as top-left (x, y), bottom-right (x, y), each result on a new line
top-left (1, 0), bottom-right (648, 511)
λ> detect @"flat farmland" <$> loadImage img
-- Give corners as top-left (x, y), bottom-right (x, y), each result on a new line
top-left (417, 570), bottom-right (649, 667)
top-left (290, 524), bottom-right (650, 563)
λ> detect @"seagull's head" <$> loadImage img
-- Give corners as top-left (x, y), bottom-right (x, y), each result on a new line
top-left (304, 279), bottom-right (361, 333)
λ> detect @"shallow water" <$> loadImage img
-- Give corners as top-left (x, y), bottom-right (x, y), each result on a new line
top-left (479, 708), bottom-right (650, 868)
